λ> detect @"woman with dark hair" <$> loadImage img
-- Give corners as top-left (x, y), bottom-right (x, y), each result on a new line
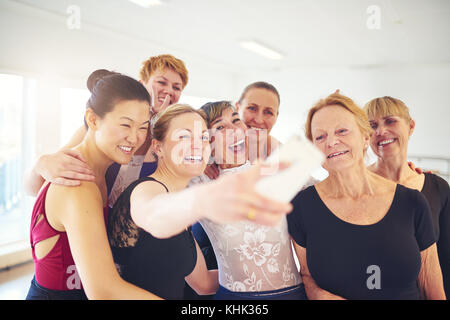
top-left (26, 69), bottom-right (162, 300)
top-left (23, 55), bottom-right (189, 209)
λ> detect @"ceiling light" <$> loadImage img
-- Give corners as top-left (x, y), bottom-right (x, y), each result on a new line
top-left (240, 40), bottom-right (284, 60)
top-left (128, 0), bottom-right (163, 8)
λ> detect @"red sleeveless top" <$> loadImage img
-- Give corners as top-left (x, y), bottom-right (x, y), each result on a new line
top-left (30, 183), bottom-right (108, 291)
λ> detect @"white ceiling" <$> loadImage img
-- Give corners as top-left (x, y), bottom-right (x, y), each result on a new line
top-left (11, 0), bottom-right (450, 73)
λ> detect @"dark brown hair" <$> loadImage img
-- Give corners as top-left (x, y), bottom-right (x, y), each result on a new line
top-left (84, 69), bottom-right (151, 128)
top-left (238, 81), bottom-right (280, 105)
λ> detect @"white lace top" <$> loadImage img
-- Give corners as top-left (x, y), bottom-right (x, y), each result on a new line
top-left (189, 162), bottom-right (303, 292)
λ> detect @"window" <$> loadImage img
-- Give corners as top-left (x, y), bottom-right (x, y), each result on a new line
top-left (60, 88), bottom-right (90, 146)
top-left (0, 74), bottom-right (34, 246)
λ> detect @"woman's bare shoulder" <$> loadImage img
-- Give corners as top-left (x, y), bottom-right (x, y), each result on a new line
top-left (47, 182), bottom-right (102, 212)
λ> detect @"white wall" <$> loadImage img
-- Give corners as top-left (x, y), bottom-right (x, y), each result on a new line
top-left (0, 0), bottom-right (241, 154)
top-left (238, 64), bottom-right (450, 159)
top-left (1, 0), bottom-right (449, 160)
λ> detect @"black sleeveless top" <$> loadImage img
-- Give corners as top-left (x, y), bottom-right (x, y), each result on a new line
top-left (107, 177), bottom-right (197, 300)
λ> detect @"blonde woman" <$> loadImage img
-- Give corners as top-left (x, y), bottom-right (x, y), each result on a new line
top-left (107, 104), bottom-right (292, 299)
top-left (288, 92), bottom-right (445, 300)
top-left (364, 96), bottom-right (449, 299)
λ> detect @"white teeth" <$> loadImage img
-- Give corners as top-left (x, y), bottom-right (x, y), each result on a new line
top-left (378, 139), bottom-right (395, 146)
top-left (327, 151), bottom-right (348, 159)
top-left (184, 155), bottom-right (202, 161)
top-left (119, 146), bottom-right (132, 152)
top-left (230, 139), bottom-right (245, 148)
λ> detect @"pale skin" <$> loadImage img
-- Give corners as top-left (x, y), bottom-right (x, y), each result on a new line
top-left (367, 114), bottom-right (424, 191)
top-left (23, 68), bottom-right (183, 195)
top-left (236, 87), bottom-right (281, 163)
top-left (198, 106), bottom-right (303, 286)
top-left (209, 108), bottom-right (249, 170)
top-left (368, 113), bottom-right (445, 300)
top-left (129, 112), bottom-right (293, 240)
top-left (35, 100), bottom-right (163, 299)
top-left (127, 112), bottom-right (293, 294)
top-left (292, 105), bottom-right (445, 300)
top-left (204, 87), bottom-right (281, 179)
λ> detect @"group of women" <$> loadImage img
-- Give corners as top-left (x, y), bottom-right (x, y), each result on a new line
top-left (24, 54), bottom-right (449, 300)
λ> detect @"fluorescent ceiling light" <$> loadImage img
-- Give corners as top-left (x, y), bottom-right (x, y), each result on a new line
top-left (240, 40), bottom-right (283, 60)
top-left (128, 0), bottom-right (163, 8)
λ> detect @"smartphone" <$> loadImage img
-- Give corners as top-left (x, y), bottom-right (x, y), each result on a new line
top-left (255, 135), bottom-right (324, 203)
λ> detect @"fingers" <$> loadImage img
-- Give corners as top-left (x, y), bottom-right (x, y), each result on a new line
top-left (235, 192), bottom-right (292, 215)
top-left (60, 151), bottom-right (95, 181)
top-left (204, 167), bottom-right (215, 180)
top-left (220, 202), bottom-right (289, 227)
top-left (238, 160), bottom-right (291, 185)
top-left (215, 189), bottom-right (292, 226)
top-left (212, 165), bottom-right (220, 179)
top-left (40, 149), bottom-right (96, 185)
top-left (61, 170), bottom-right (96, 182)
top-left (161, 94), bottom-right (171, 110)
top-left (53, 177), bottom-right (82, 187)
top-left (63, 149), bottom-right (88, 163)
top-left (149, 85), bottom-right (157, 109)
top-left (64, 158), bottom-right (95, 176)
top-left (51, 170), bottom-right (96, 186)
top-left (204, 164), bottom-right (220, 180)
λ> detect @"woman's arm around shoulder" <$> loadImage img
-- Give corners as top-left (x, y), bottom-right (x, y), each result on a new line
top-left (23, 125), bottom-right (94, 196)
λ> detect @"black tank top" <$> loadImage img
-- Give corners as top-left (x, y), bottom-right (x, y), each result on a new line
top-left (107, 177), bottom-right (197, 300)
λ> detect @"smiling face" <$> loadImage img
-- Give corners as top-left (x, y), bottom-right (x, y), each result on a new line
top-left (311, 105), bottom-right (369, 173)
top-left (368, 115), bottom-right (415, 160)
top-left (91, 99), bottom-right (150, 165)
top-left (237, 87), bottom-right (279, 138)
top-left (153, 112), bottom-right (211, 178)
top-left (142, 68), bottom-right (184, 112)
top-left (209, 107), bottom-right (248, 168)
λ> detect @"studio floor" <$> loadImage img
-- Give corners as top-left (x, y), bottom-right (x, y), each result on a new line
top-left (0, 261), bottom-right (34, 300)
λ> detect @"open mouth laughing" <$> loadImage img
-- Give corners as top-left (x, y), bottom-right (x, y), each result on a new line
top-left (118, 145), bottom-right (134, 155)
top-left (228, 139), bottom-right (245, 153)
top-left (327, 150), bottom-right (349, 159)
top-left (377, 138), bottom-right (396, 147)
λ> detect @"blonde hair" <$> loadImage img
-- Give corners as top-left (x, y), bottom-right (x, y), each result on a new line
top-left (364, 96), bottom-right (412, 121)
top-left (151, 104), bottom-right (205, 142)
top-left (305, 92), bottom-right (372, 141)
top-left (139, 54), bottom-right (189, 88)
